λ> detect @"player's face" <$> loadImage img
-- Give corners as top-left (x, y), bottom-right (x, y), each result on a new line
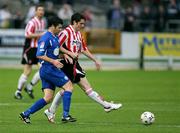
top-left (36, 7), bottom-right (44, 18)
top-left (54, 24), bottom-right (63, 35)
top-left (76, 19), bottom-right (85, 31)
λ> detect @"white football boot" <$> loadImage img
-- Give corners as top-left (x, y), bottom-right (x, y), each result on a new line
top-left (104, 101), bottom-right (122, 113)
top-left (44, 109), bottom-right (55, 123)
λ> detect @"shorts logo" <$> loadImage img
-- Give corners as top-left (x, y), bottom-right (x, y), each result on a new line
top-left (64, 76), bottom-right (68, 80)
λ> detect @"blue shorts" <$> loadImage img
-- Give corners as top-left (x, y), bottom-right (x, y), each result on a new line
top-left (39, 65), bottom-right (69, 90)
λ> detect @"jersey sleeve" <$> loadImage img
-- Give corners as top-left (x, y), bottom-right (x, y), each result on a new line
top-left (36, 37), bottom-right (49, 56)
top-left (58, 31), bottom-right (68, 46)
top-left (81, 37), bottom-right (88, 52)
top-left (25, 21), bottom-right (35, 37)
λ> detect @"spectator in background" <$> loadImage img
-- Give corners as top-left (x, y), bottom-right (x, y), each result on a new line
top-left (13, 11), bottom-right (24, 28)
top-left (140, 6), bottom-right (153, 32)
top-left (0, 4), bottom-right (12, 28)
top-left (152, 0), bottom-right (161, 8)
top-left (63, 0), bottom-right (74, 6)
top-left (24, 2), bottom-right (36, 25)
top-left (43, 0), bottom-right (74, 6)
top-left (178, 1), bottom-right (180, 19)
top-left (167, 0), bottom-right (179, 31)
top-left (123, 6), bottom-right (136, 32)
top-left (44, 1), bottom-right (57, 25)
top-left (57, 3), bottom-right (73, 27)
top-left (22, 0), bottom-right (40, 5)
top-left (82, 7), bottom-right (94, 30)
top-left (132, 0), bottom-right (142, 18)
top-left (167, 0), bottom-right (179, 19)
top-left (154, 5), bottom-right (167, 32)
top-left (107, 0), bottom-right (124, 30)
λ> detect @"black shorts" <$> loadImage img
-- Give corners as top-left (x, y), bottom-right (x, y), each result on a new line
top-left (21, 40), bottom-right (38, 65)
top-left (60, 59), bottom-right (86, 83)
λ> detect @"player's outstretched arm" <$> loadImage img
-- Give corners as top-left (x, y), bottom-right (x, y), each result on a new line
top-left (82, 50), bottom-right (101, 70)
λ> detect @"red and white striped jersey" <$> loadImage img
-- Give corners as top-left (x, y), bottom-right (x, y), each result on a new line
top-left (58, 25), bottom-right (88, 54)
top-left (25, 16), bottom-right (45, 48)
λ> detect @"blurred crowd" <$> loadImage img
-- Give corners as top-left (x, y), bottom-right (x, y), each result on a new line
top-left (107, 0), bottom-right (180, 32)
top-left (0, 0), bottom-right (180, 32)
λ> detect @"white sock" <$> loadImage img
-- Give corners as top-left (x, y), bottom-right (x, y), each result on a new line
top-left (49, 90), bottom-right (64, 114)
top-left (17, 74), bottom-right (27, 91)
top-left (86, 88), bottom-right (110, 108)
top-left (26, 71), bottom-right (40, 91)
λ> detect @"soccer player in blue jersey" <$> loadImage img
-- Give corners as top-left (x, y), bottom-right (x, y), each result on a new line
top-left (19, 16), bottom-right (77, 124)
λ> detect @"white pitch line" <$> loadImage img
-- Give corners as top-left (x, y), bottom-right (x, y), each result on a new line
top-left (157, 125), bottom-right (180, 128)
top-left (0, 103), bottom-right (29, 106)
top-left (76, 123), bottom-right (180, 128)
top-left (0, 102), bottom-right (180, 111)
top-left (54, 121), bottom-right (180, 128)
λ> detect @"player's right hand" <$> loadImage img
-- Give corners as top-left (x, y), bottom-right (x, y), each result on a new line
top-left (52, 59), bottom-right (64, 68)
top-left (64, 54), bottom-right (73, 64)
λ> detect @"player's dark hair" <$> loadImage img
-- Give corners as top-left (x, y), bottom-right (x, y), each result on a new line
top-left (48, 16), bottom-right (63, 28)
top-left (35, 4), bottom-right (44, 11)
top-left (71, 13), bottom-right (86, 25)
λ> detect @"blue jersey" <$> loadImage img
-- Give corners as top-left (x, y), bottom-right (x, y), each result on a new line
top-left (37, 31), bottom-right (69, 90)
top-left (36, 31), bottom-right (60, 66)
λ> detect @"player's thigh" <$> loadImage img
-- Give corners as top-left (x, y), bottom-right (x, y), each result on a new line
top-left (78, 77), bottom-right (92, 91)
top-left (23, 64), bottom-right (32, 76)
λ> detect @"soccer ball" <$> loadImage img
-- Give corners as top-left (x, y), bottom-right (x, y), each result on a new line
top-left (140, 111), bottom-right (155, 125)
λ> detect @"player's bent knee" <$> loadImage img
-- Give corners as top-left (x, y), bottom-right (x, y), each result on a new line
top-left (43, 96), bottom-right (53, 103)
top-left (62, 81), bottom-right (73, 92)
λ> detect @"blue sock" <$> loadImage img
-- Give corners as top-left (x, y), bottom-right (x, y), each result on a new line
top-left (24, 98), bottom-right (47, 117)
top-left (63, 91), bottom-right (72, 117)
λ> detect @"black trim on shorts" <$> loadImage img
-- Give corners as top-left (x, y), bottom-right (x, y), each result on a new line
top-left (60, 59), bottom-right (86, 83)
top-left (21, 39), bottom-right (38, 65)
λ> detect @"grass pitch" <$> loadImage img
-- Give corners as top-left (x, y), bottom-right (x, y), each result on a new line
top-left (0, 68), bottom-right (180, 133)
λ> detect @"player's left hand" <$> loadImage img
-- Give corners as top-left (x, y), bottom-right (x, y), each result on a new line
top-left (52, 59), bottom-right (64, 68)
top-left (95, 60), bottom-right (101, 71)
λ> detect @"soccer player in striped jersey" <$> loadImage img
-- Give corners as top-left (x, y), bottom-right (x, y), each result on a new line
top-left (14, 4), bottom-right (46, 99)
top-left (19, 16), bottom-right (77, 124)
top-left (44, 13), bottom-right (122, 123)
